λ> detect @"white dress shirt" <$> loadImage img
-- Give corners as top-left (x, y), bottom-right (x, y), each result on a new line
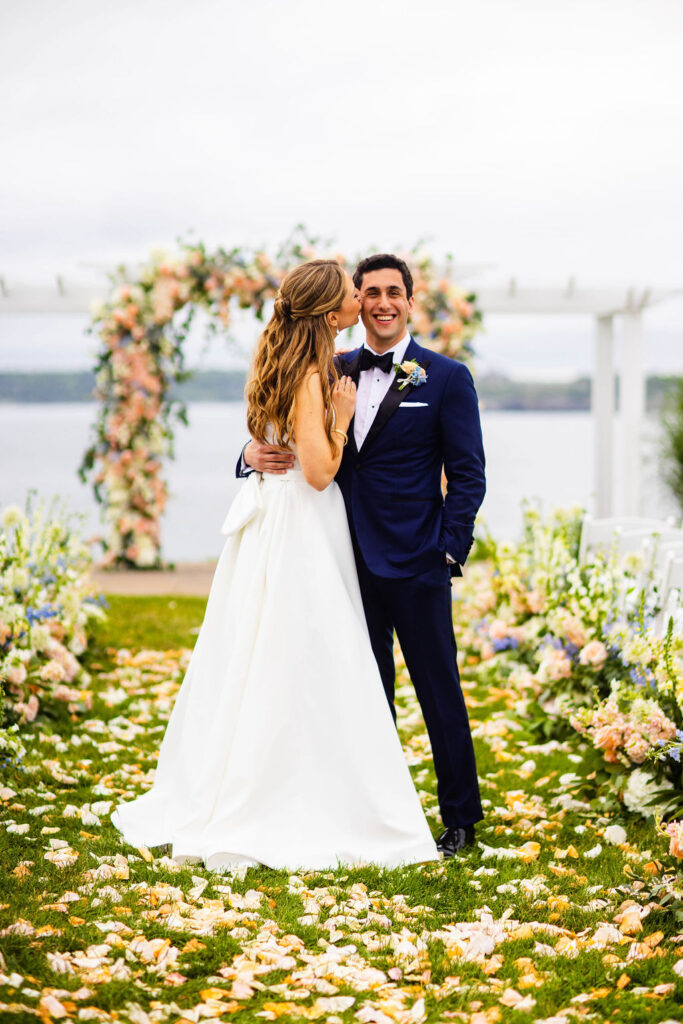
top-left (354, 334), bottom-right (410, 449)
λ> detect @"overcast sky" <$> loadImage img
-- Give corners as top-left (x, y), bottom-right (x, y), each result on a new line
top-left (1, 0), bottom-right (682, 376)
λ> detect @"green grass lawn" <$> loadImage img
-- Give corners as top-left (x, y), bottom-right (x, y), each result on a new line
top-left (0, 596), bottom-right (681, 1024)
top-left (89, 595), bottom-right (208, 654)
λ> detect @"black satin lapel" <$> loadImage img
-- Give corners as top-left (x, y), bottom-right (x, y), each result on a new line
top-left (335, 349), bottom-right (362, 455)
top-left (338, 348), bottom-right (363, 386)
top-left (347, 416), bottom-right (359, 456)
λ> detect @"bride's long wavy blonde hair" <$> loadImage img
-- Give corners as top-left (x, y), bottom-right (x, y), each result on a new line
top-left (246, 260), bottom-right (345, 452)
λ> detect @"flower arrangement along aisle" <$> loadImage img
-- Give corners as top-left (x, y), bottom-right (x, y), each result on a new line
top-left (0, 496), bottom-right (106, 734)
top-left (455, 504), bottom-right (683, 829)
top-left (79, 229), bottom-right (483, 569)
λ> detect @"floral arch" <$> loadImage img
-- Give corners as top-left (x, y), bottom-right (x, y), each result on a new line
top-left (80, 230), bottom-right (484, 569)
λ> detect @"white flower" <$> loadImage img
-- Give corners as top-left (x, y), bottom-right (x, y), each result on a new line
top-left (1, 505), bottom-right (26, 530)
top-left (69, 631), bottom-right (87, 656)
top-left (30, 624), bottom-right (52, 652)
top-left (604, 824), bottom-right (628, 845)
top-left (622, 768), bottom-right (673, 818)
top-left (61, 589), bottom-right (81, 618)
top-left (623, 637), bottom-right (654, 667)
top-left (9, 567), bottom-right (30, 592)
top-left (3, 661), bottom-right (27, 686)
top-left (149, 246), bottom-right (171, 265)
top-left (135, 536), bottom-right (157, 567)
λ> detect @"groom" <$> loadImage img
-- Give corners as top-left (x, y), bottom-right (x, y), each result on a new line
top-left (240, 254), bottom-right (486, 855)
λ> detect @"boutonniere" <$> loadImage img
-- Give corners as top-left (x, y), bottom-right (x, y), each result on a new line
top-left (393, 359), bottom-right (428, 391)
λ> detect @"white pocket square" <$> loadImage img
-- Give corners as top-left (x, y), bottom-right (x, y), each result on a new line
top-left (399, 402), bottom-right (428, 407)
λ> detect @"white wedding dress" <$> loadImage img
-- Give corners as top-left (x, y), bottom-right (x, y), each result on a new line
top-left (111, 448), bottom-right (438, 871)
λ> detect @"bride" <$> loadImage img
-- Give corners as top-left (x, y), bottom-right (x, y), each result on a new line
top-left (111, 259), bottom-right (438, 871)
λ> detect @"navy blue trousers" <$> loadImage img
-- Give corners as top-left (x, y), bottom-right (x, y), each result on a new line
top-left (354, 550), bottom-right (483, 829)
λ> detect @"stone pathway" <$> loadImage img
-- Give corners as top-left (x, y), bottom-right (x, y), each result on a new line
top-left (88, 562), bottom-right (217, 596)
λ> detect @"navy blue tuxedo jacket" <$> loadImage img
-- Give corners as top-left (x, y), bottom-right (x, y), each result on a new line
top-left (334, 337), bottom-right (486, 579)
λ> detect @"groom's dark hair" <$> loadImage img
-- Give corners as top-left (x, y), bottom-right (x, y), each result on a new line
top-left (353, 254), bottom-right (414, 300)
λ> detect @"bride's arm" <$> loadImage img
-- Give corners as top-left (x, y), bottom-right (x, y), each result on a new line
top-left (294, 371), bottom-right (355, 491)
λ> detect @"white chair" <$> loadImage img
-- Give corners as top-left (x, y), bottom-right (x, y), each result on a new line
top-left (654, 553), bottom-right (683, 636)
top-left (617, 527), bottom-right (683, 560)
top-left (643, 538), bottom-right (683, 576)
top-left (578, 515), bottom-right (676, 565)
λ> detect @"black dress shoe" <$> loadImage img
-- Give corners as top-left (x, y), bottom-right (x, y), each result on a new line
top-left (436, 825), bottom-right (476, 857)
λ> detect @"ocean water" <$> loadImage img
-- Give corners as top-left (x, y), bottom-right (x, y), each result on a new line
top-left (0, 403), bottom-right (675, 560)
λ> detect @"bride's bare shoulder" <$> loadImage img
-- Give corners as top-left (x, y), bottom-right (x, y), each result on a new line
top-left (297, 365), bottom-right (322, 396)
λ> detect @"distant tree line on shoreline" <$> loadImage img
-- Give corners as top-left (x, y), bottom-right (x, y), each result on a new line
top-left (0, 370), bottom-right (679, 412)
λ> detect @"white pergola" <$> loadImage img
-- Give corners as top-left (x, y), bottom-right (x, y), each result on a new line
top-left (474, 281), bottom-right (681, 518)
top-left (1, 275), bottom-right (680, 517)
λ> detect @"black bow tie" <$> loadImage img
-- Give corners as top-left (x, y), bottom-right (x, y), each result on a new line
top-left (359, 349), bottom-right (395, 374)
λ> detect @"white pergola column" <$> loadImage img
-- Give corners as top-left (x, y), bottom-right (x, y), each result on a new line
top-left (593, 315), bottom-right (614, 516)
top-left (621, 309), bottom-right (644, 516)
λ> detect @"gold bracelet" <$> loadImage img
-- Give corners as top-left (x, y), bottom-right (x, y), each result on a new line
top-left (332, 428), bottom-right (348, 446)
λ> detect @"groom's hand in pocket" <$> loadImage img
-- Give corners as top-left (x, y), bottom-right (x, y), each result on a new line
top-left (244, 439), bottom-right (296, 474)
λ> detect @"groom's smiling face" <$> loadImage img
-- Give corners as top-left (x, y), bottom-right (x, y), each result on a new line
top-left (360, 268), bottom-right (414, 353)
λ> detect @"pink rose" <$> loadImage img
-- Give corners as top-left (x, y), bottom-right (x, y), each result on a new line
top-left (5, 663), bottom-right (27, 686)
top-left (16, 694), bottom-right (39, 722)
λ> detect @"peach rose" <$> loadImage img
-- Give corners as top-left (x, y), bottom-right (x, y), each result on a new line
top-left (480, 640), bottom-right (495, 661)
top-left (592, 724), bottom-right (621, 761)
top-left (527, 589), bottom-right (547, 614)
top-left (489, 619), bottom-right (511, 640)
top-left (563, 616), bottom-right (587, 648)
top-left (40, 660), bottom-right (66, 683)
top-left (538, 647), bottom-right (572, 683)
top-left (578, 640), bottom-right (608, 670)
top-left (666, 821), bottom-right (683, 859)
top-left (624, 735), bottom-right (650, 764)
